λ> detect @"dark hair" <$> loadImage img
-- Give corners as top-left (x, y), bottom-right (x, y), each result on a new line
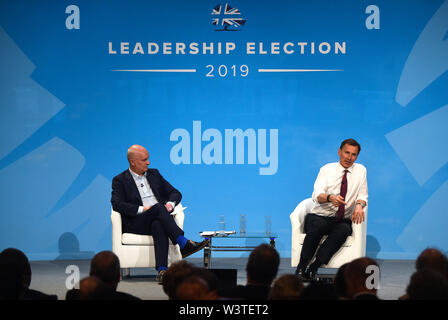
top-left (269, 274), bottom-right (304, 300)
top-left (0, 248), bottom-right (32, 299)
top-left (246, 244), bottom-right (280, 285)
top-left (415, 248), bottom-right (448, 275)
top-left (333, 263), bottom-right (349, 298)
top-left (340, 139), bottom-right (361, 154)
top-left (162, 260), bottom-right (196, 299)
top-left (299, 282), bottom-right (338, 300)
top-left (406, 269), bottom-right (448, 300)
top-left (89, 251), bottom-right (121, 286)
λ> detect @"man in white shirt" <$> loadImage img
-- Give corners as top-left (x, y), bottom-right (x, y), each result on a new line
top-left (295, 139), bottom-right (368, 280)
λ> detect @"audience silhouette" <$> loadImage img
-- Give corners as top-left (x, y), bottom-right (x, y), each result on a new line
top-left (415, 248), bottom-right (448, 278)
top-left (405, 268), bottom-right (448, 300)
top-left (0, 248), bottom-right (57, 300)
top-left (1, 245), bottom-right (448, 300)
top-left (162, 260), bottom-right (196, 300)
top-left (268, 274), bottom-right (304, 300)
top-left (66, 250), bottom-right (140, 300)
top-left (344, 257), bottom-right (380, 300)
top-left (176, 275), bottom-right (218, 300)
top-left (299, 281), bottom-right (338, 300)
top-left (77, 276), bottom-right (112, 300)
top-left (399, 247), bottom-right (448, 300)
top-left (333, 262), bottom-right (349, 299)
top-left (218, 243), bottom-right (280, 300)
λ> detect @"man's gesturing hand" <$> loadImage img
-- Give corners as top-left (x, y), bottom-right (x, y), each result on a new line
top-left (329, 194), bottom-right (346, 207)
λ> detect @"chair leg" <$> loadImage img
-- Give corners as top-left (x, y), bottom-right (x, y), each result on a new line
top-left (121, 268), bottom-right (130, 279)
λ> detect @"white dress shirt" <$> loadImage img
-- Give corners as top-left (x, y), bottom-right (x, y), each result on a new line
top-left (129, 168), bottom-right (159, 214)
top-left (311, 162), bottom-right (368, 219)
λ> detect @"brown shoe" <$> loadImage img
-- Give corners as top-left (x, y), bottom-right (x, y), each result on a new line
top-left (180, 240), bottom-right (209, 258)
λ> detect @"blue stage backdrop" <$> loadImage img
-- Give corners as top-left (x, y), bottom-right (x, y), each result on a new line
top-left (1, 0), bottom-right (447, 260)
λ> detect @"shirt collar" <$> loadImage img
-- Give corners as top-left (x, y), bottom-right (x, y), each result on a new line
top-left (129, 168), bottom-right (146, 179)
top-left (337, 162), bottom-right (354, 173)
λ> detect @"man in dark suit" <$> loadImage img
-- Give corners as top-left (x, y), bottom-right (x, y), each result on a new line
top-left (111, 145), bottom-right (208, 283)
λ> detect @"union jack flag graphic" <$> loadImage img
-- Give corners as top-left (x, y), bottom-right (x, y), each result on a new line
top-left (212, 3), bottom-right (246, 31)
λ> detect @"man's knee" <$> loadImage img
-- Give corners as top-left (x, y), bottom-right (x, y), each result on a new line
top-left (305, 214), bottom-right (329, 234)
top-left (334, 222), bottom-right (352, 238)
top-left (149, 203), bottom-right (167, 217)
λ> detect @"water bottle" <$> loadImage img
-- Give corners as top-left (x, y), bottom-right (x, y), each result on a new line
top-left (265, 216), bottom-right (272, 236)
top-left (240, 214), bottom-right (246, 235)
top-left (219, 215), bottom-right (226, 231)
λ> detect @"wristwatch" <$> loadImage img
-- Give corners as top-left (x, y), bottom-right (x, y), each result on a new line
top-left (356, 202), bottom-right (366, 208)
top-left (327, 194), bottom-right (331, 202)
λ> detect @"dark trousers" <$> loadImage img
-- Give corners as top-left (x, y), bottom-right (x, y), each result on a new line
top-left (122, 203), bottom-right (184, 269)
top-left (298, 213), bottom-right (352, 268)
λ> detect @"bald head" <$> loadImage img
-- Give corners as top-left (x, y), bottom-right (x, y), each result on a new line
top-left (127, 145), bottom-right (150, 175)
top-left (127, 145), bottom-right (147, 161)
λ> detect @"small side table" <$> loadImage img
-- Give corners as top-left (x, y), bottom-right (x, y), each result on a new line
top-left (199, 232), bottom-right (277, 268)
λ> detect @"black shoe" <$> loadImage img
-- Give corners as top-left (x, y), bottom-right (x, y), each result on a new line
top-left (156, 270), bottom-right (166, 285)
top-left (305, 261), bottom-right (321, 281)
top-left (304, 267), bottom-right (317, 281)
top-left (295, 267), bottom-right (308, 282)
top-left (181, 239), bottom-right (209, 258)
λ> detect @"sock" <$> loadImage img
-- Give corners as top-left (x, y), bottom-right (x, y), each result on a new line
top-left (157, 266), bottom-right (167, 272)
top-left (176, 235), bottom-right (188, 249)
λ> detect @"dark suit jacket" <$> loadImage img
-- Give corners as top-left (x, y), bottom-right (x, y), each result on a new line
top-left (111, 168), bottom-right (182, 231)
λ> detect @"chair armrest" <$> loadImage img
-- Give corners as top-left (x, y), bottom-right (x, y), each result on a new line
top-left (290, 209), bottom-right (303, 235)
top-left (350, 205), bottom-right (368, 256)
top-left (111, 209), bottom-right (123, 249)
top-left (290, 198), bottom-right (316, 234)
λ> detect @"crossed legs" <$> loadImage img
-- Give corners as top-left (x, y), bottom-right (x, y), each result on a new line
top-left (125, 203), bottom-right (184, 270)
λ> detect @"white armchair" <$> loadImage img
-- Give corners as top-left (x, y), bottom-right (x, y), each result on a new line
top-left (290, 198), bottom-right (367, 269)
top-left (111, 203), bottom-right (186, 277)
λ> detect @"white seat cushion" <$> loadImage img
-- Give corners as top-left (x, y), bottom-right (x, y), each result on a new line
top-left (121, 233), bottom-right (154, 245)
top-left (297, 234), bottom-right (354, 247)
